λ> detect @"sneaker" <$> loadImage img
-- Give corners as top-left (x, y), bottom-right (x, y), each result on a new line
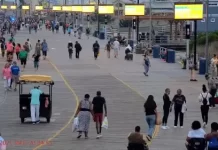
top-left (203, 122), bottom-right (206, 128)
top-left (161, 126), bottom-right (166, 129)
top-left (180, 126), bottom-right (183, 128)
top-left (36, 120), bottom-right (40, 124)
top-left (174, 126), bottom-right (177, 128)
top-left (165, 126), bottom-right (170, 129)
top-left (96, 134), bottom-right (100, 139)
top-left (32, 122), bottom-right (36, 125)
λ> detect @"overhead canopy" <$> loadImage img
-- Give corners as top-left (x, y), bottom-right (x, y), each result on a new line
top-left (19, 75), bottom-right (53, 83)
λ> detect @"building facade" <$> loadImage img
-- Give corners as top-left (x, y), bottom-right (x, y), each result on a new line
top-left (197, 1), bottom-right (218, 32)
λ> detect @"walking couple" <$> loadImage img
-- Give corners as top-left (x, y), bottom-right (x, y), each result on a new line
top-left (74, 91), bottom-right (107, 139)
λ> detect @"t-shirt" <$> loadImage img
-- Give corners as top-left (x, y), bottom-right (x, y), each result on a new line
top-left (188, 128), bottom-right (206, 138)
top-left (92, 96), bottom-right (106, 113)
top-left (2, 68), bottom-right (11, 79)
top-left (198, 92), bottom-right (211, 105)
top-left (144, 102), bottom-right (157, 116)
top-left (6, 42), bottom-right (13, 52)
top-left (30, 89), bottom-right (42, 105)
top-left (19, 51), bottom-right (28, 59)
top-left (11, 65), bottom-right (20, 75)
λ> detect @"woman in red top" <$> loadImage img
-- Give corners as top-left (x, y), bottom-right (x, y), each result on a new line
top-left (15, 43), bottom-right (21, 60)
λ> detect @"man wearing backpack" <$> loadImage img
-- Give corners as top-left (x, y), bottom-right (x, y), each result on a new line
top-left (205, 122), bottom-right (218, 150)
top-left (198, 84), bottom-right (211, 128)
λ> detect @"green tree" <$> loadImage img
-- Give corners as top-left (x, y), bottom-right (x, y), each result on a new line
top-left (190, 31), bottom-right (218, 51)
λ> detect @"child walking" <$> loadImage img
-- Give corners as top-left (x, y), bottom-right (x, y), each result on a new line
top-left (2, 63), bottom-right (12, 90)
top-left (32, 54), bottom-right (40, 71)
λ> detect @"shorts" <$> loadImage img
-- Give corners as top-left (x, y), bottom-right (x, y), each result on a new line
top-left (34, 61), bottom-right (39, 68)
top-left (20, 59), bottom-right (27, 65)
top-left (94, 113), bottom-right (103, 123)
top-left (42, 51), bottom-right (47, 56)
top-left (12, 75), bottom-right (19, 83)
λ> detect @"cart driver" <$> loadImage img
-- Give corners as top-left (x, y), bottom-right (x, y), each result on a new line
top-left (30, 86), bottom-right (42, 124)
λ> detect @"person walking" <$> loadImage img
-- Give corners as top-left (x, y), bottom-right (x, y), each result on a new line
top-left (93, 41), bottom-right (100, 60)
top-left (19, 48), bottom-right (28, 71)
top-left (10, 61), bottom-right (20, 91)
top-left (68, 41), bottom-right (73, 59)
top-left (32, 54), bottom-right (40, 71)
top-left (0, 36), bottom-right (6, 58)
top-left (74, 94), bottom-right (93, 139)
top-left (207, 76), bottom-right (217, 108)
top-left (41, 39), bottom-right (48, 60)
top-left (2, 63), bottom-right (12, 91)
top-left (92, 91), bottom-right (107, 139)
top-left (6, 39), bottom-right (13, 58)
top-left (15, 43), bottom-right (21, 60)
top-left (198, 84), bottom-right (211, 128)
top-left (162, 88), bottom-right (171, 129)
top-left (105, 41), bottom-right (111, 58)
top-left (211, 54), bottom-right (217, 77)
top-left (143, 54), bottom-right (151, 76)
top-left (27, 38), bottom-right (32, 51)
top-left (75, 41), bottom-right (82, 59)
top-left (86, 27), bottom-right (90, 39)
top-left (34, 40), bottom-right (41, 56)
top-left (67, 26), bottom-right (71, 36)
top-left (170, 89), bottom-right (187, 128)
top-left (144, 95), bottom-right (157, 139)
top-left (205, 122), bottom-right (218, 150)
top-left (30, 86), bottom-right (42, 124)
top-left (113, 38), bottom-right (120, 58)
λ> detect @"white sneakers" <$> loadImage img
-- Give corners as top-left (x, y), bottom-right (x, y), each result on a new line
top-left (203, 122), bottom-right (207, 128)
top-left (162, 126), bottom-right (170, 129)
top-left (96, 134), bottom-right (102, 139)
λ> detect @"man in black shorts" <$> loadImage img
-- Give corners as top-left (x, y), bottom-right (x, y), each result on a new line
top-left (19, 49), bottom-right (28, 71)
top-left (92, 91), bottom-right (107, 139)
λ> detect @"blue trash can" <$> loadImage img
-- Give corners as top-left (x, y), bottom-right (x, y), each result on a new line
top-left (152, 46), bottom-right (160, 58)
top-left (167, 50), bottom-right (175, 63)
top-left (199, 58), bottom-right (206, 75)
top-left (99, 32), bottom-right (105, 40)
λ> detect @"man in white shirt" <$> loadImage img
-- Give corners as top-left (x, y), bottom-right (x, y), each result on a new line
top-left (113, 39), bottom-right (120, 58)
top-left (26, 39), bottom-right (32, 50)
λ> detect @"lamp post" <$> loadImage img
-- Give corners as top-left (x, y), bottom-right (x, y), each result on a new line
top-left (97, 0), bottom-right (100, 36)
top-left (205, 0), bottom-right (209, 74)
top-left (149, 0), bottom-right (152, 48)
top-left (136, 0), bottom-right (139, 42)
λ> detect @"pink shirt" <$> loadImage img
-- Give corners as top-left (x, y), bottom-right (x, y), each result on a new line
top-left (2, 68), bottom-right (11, 79)
top-left (6, 43), bottom-right (13, 52)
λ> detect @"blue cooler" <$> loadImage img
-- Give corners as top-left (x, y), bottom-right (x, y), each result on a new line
top-left (167, 50), bottom-right (175, 63)
top-left (152, 46), bottom-right (160, 58)
top-left (199, 58), bottom-right (206, 75)
top-left (99, 32), bottom-right (105, 40)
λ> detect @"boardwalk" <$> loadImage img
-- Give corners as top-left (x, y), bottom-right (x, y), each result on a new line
top-left (0, 28), bottom-right (214, 150)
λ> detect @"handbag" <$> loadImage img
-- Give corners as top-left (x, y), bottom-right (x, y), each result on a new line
top-left (182, 102), bottom-right (187, 113)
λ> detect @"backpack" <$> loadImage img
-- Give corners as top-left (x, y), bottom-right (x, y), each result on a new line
top-left (208, 137), bottom-right (218, 148)
top-left (145, 59), bottom-right (149, 66)
top-left (201, 93), bottom-right (208, 105)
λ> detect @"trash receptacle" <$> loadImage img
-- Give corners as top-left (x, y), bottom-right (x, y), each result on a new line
top-left (99, 32), bottom-right (105, 40)
top-left (152, 46), bottom-right (160, 58)
top-left (199, 58), bottom-right (206, 75)
top-left (167, 49), bottom-right (175, 63)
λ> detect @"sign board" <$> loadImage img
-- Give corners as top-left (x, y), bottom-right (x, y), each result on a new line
top-left (124, 5), bottom-right (145, 16)
top-left (52, 6), bottom-right (62, 11)
top-left (72, 6), bottom-right (82, 12)
top-left (82, 5), bottom-right (95, 13)
top-left (98, 5), bottom-right (114, 14)
top-left (174, 3), bottom-right (203, 20)
top-left (22, 5), bottom-right (30, 10)
top-left (35, 6), bottom-right (43, 10)
top-left (1, 5), bottom-right (8, 9)
top-left (10, 5), bottom-right (17, 9)
top-left (62, 6), bottom-right (72, 11)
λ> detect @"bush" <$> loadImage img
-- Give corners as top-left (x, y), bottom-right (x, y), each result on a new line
top-left (190, 31), bottom-right (218, 51)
